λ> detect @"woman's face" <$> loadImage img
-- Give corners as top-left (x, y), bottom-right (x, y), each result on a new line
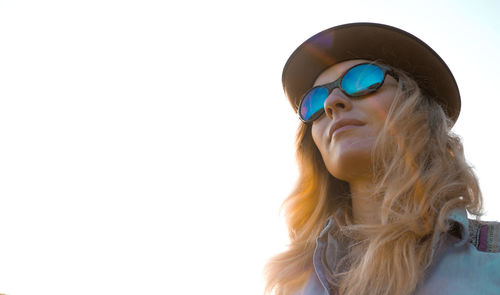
top-left (311, 59), bottom-right (398, 183)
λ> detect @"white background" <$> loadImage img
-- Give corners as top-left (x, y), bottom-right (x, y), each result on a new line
top-left (1, 0), bottom-right (499, 294)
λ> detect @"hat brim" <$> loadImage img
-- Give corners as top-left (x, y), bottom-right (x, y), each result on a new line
top-left (282, 23), bottom-right (460, 123)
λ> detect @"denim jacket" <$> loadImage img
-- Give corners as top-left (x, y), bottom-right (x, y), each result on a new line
top-left (299, 209), bottom-right (500, 295)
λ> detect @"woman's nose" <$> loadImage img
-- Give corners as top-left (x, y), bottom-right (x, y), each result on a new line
top-left (324, 88), bottom-right (352, 119)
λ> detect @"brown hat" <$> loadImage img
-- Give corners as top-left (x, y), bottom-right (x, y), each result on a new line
top-left (282, 22), bottom-right (460, 123)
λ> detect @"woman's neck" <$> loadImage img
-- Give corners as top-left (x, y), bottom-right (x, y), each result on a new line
top-left (349, 180), bottom-right (381, 225)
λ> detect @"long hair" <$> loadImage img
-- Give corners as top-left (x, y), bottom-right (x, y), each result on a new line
top-left (264, 66), bottom-right (483, 295)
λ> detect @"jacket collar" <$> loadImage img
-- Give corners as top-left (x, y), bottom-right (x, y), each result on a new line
top-left (319, 207), bottom-right (470, 244)
top-left (313, 207), bottom-right (470, 290)
top-left (436, 207), bottom-right (470, 246)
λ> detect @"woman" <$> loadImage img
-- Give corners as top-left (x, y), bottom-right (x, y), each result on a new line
top-left (265, 23), bottom-right (500, 295)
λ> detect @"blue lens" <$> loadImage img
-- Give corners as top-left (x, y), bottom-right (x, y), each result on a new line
top-left (341, 64), bottom-right (384, 96)
top-left (300, 87), bottom-right (329, 120)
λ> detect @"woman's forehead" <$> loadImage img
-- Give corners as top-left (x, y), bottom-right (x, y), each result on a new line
top-left (313, 59), bottom-right (372, 87)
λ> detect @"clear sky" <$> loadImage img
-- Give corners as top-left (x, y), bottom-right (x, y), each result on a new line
top-left (1, 0), bottom-right (499, 294)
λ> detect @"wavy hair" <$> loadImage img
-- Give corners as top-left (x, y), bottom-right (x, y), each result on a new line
top-left (264, 65), bottom-right (483, 295)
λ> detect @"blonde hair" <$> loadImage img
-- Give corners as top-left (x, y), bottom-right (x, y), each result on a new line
top-left (264, 66), bottom-right (483, 295)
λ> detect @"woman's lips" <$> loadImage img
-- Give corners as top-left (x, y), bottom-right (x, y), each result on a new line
top-left (329, 118), bottom-right (365, 140)
top-left (332, 124), bottom-right (361, 136)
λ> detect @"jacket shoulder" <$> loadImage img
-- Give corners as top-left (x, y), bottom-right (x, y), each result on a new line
top-left (468, 219), bottom-right (500, 253)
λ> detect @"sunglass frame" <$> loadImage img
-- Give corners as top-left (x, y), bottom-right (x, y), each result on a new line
top-left (298, 62), bottom-right (396, 123)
